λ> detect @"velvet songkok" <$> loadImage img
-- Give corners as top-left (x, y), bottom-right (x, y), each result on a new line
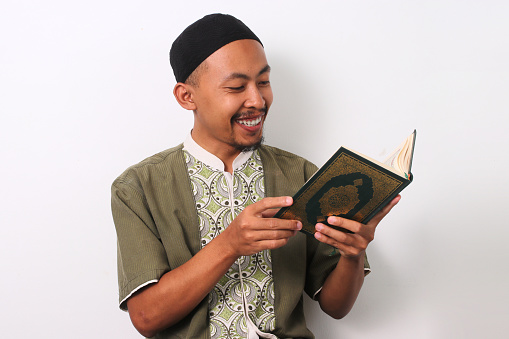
top-left (170, 13), bottom-right (263, 83)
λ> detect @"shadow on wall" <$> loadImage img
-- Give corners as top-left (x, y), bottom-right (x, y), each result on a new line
top-left (303, 247), bottom-right (408, 337)
top-left (304, 209), bottom-right (434, 337)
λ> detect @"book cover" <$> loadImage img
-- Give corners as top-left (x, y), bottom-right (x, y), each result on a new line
top-left (274, 134), bottom-right (415, 236)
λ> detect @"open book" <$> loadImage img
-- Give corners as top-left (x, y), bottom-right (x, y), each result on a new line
top-left (274, 130), bottom-right (416, 235)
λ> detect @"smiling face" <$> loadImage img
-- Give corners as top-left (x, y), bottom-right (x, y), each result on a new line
top-left (183, 39), bottom-right (273, 160)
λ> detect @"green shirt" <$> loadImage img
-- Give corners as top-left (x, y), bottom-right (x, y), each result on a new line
top-left (112, 144), bottom-right (369, 338)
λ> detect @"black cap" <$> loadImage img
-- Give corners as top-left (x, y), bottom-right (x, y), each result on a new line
top-left (170, 14), bottom-right (263, 83)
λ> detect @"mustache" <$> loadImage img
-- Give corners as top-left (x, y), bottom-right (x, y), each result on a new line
top-left (232, 107), bottom-right (268, 120)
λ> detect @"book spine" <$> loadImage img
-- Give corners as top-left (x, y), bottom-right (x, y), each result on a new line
top-left (300, 228), bottom-right (315, 237)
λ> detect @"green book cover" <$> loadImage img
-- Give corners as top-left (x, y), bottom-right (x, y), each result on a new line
top-left (275, 131), bottom-right (416, 235)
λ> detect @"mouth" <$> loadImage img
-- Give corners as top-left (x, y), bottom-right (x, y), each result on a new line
top-left (236, 115), bottom-right (264, 127)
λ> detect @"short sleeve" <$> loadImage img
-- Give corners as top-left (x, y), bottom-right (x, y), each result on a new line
top-left (304, 237), bottom-right (370, 300)
top-left (111, 180), bottom-right (171, 311)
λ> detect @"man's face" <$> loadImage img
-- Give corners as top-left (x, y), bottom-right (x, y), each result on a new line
top-left (188, 39), bottom-right (273, 155)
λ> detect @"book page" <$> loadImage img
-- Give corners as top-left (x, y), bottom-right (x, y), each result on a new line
top-left (345, 131), bottom-right (415, 179)
top-left (383, 131), bottom-right (416, 178)
top-left (344, 147), bottom-right (405, 177)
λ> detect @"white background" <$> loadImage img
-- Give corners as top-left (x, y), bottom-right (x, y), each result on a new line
top-left (1, 1), bottom-right (508, 338)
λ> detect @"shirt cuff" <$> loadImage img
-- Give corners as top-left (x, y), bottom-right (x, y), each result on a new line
top-left (312, 267), bottom-right (371, 300)
top-left (119, 279), bottom-right (158, 311)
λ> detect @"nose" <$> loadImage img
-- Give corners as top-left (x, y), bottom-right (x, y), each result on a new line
top-left (244, 85), bottom-right (265, 109)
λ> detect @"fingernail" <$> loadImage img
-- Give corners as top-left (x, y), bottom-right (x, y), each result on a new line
top-left (296, 221), bottom-right (302, 230)
top-left (315, 224), bottom-right (323, 232)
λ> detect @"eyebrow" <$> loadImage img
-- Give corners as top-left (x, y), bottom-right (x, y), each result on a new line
top-left (223, 64), bottom-right (271, 81)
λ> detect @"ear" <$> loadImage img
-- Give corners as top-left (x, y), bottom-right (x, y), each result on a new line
top-left (173, 83), bottom-right (197, 110)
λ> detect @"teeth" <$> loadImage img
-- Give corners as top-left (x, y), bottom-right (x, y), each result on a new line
top-left (237, 116), bottom-right (263, 127)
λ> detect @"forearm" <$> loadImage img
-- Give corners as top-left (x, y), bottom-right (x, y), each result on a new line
top-left (314, 197), bottom-right (400, 319)
top-left (125, 196), bottom-right (299, 337)
top-left (318, 252), bottom-right (366, 319)
top-left (127, 232), bottom-right (238, 337)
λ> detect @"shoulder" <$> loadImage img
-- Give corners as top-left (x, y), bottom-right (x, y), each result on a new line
top-left (258, 144), bottom-right (310, 163)
top-left (112, 144), bottom-right (186, 192)
top-left (128, 143), bottom-right (184, 170)
top-left (258, 145), bottom-right (318, 198)
top-left (258, 144), bottom-right (318, 174)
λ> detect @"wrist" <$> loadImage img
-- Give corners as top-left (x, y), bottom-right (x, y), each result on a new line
top-left (339, 250), bottom-right (365, 264)
top-left (214, 228), bottom-right (241, 261)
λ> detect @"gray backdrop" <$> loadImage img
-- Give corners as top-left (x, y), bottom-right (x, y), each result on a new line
top-left (2, 1), bottom-right (508, 338)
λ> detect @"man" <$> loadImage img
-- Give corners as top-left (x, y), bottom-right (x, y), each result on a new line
top-left (111, 14), bottom-right (399, 338)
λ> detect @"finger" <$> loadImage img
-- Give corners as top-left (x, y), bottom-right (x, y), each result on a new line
top-left (326, 216), bottom-right (363, 234)
top-left (315, 223), bottom-right (357, 247)
top-left (250, 217), bottom-right (302, 231)
top-left (368, 194), bottom-right (401, 226)
top-left (250, 196), bottom-right (293, 215)
top-left (260, 208), bottom-right (279, 218)
top-left (314, 227), bottom-right (352, 252)
top-left (252, 229), bottom-right (299, 242)
top-left (252, 237), bottom-right (295, 251)
top-left (314, 225), bottom-right (368, 257)
top-left (315, 234), bottom-right (363, 258)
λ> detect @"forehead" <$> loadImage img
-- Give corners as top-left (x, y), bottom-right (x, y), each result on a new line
top-left (202, 39), bottom-right (269, 81)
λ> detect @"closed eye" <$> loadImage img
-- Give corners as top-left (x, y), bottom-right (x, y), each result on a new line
top-left (227, 86), bottom-right (244, 91)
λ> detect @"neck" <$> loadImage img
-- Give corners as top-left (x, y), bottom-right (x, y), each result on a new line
top-left (188, 132), bottom-right (243, 173)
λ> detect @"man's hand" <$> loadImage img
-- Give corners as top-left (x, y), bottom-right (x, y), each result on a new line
top-left (221, 196), bottom-right (302, 257)
top-left (127, 196), bottom-right (300, 337)
top-left (314, 195), bottom-right (401, 319)
top-left (314, 195), bottom-right (401, 257)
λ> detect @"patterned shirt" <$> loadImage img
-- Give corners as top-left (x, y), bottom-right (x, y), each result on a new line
top-left (183, 135), bottom-right (277, 339)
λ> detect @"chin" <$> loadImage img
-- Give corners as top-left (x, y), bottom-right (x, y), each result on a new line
top-left (235, 136), bottom-right (265, 153)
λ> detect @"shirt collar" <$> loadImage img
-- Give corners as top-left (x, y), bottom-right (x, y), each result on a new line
top-left (183, 132), bottom-right (254, 172)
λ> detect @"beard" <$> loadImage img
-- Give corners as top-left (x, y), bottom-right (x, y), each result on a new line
top-left (231, 108), bottom-right (267, 153)
top-left (235, 135), bottom-right (264, 153)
